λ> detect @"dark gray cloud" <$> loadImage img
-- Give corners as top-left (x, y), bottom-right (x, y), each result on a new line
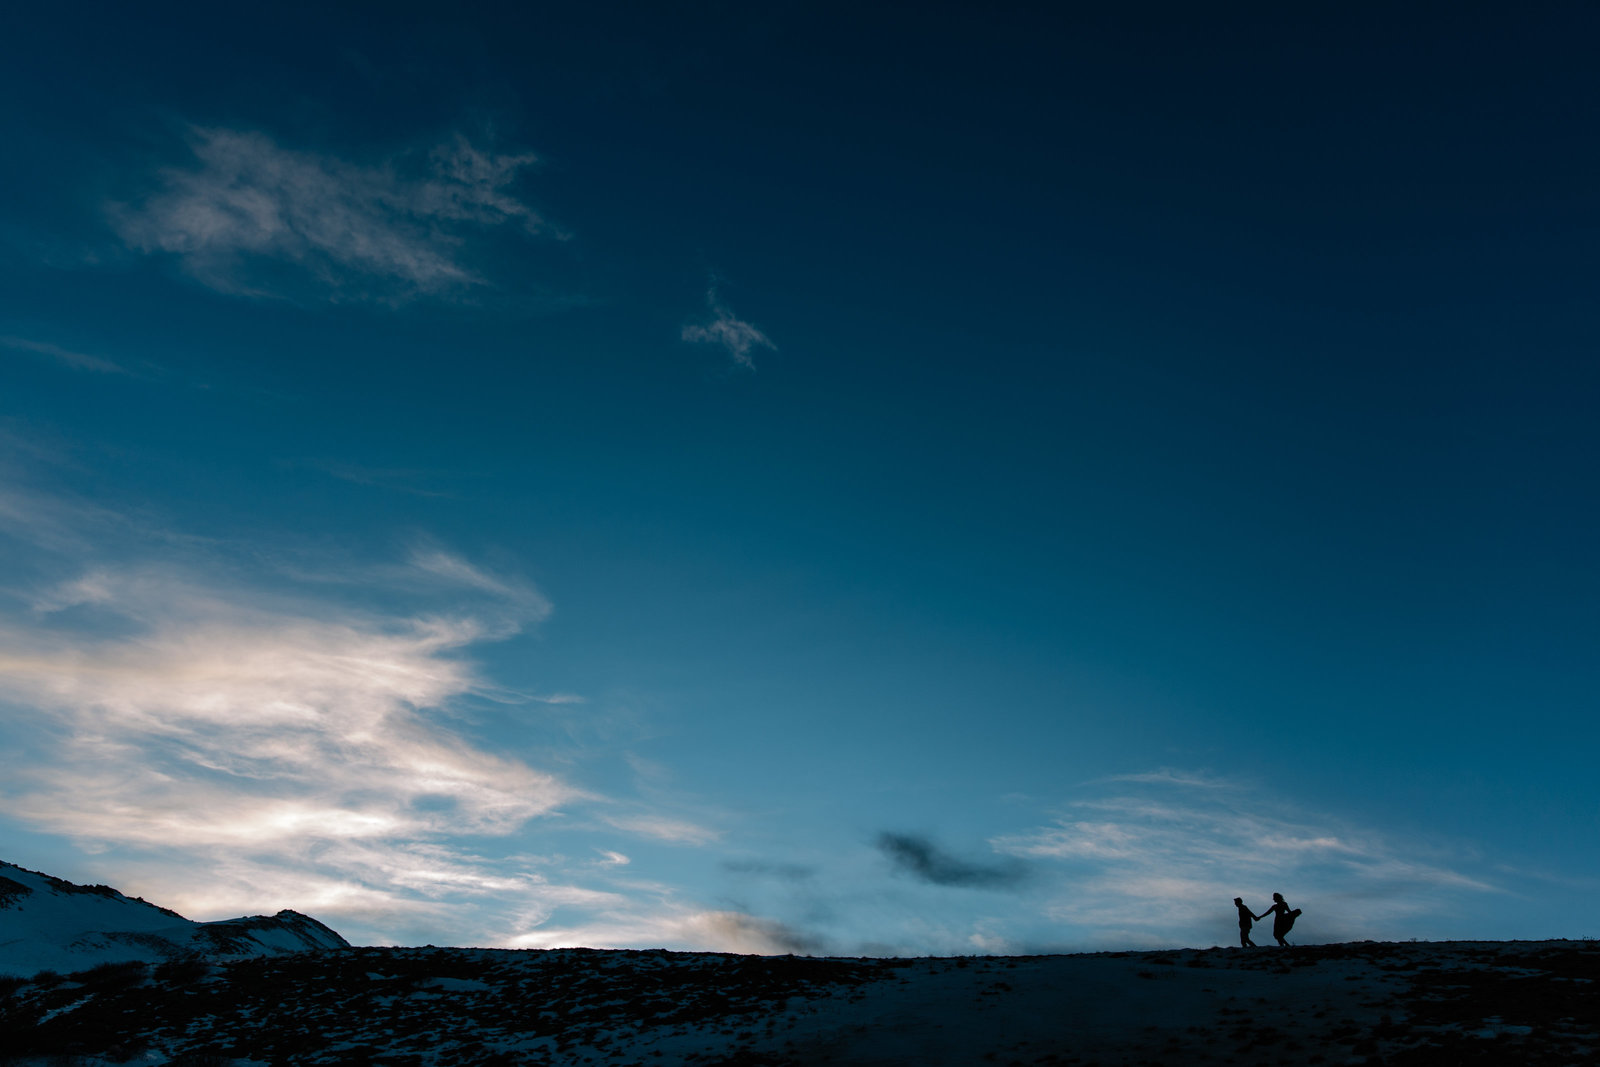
top-left (876, 833), bottom-right (1028, 890)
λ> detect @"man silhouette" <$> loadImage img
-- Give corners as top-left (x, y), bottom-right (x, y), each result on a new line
top-left (1233, 897), bottom-right (1257, 947)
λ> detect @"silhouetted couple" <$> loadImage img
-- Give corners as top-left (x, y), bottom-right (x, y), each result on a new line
top-left (1234, 893), bottom-right (1300, 947)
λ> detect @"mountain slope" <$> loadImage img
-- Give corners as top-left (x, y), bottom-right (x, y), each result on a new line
top-left (0, 860), bottom-right (348, 977)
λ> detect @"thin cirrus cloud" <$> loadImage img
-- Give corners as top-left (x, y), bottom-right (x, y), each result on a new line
top-left (0, 478), bottom-right (201, 559)
top-left (0, 483), bottom-right (736, 948)
top-left (298, 459), bottom-right (461, 500)
top-left (0, 562), bottom-right (573, 853)
top-left (681, 288), bottom-right (776, 369)
top-left (1, 336), bottom-right (132, 375)
top-left (406, 546), bottom-right (552, 617)
top-left (990, 774), bottom-right (1502, 948)
top-left (110, 127), bottom-right (559, 303)
top-left (599, 813), bottom-right (723, 847)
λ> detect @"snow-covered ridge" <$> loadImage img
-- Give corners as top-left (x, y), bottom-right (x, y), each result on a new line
top-left (0, 860), bottom-right (348, 977)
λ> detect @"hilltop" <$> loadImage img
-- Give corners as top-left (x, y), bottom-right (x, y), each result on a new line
top-left (0, 860), bottom-right (348, 977)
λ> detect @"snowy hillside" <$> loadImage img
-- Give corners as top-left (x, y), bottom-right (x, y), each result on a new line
top-left (0, 861), bottom-right (348, 976)
top-left (2, 939), bottom-right (1597, 1064)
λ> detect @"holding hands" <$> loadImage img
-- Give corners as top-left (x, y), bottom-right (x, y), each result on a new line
top-left (1234, 892), bottom-right (1300, 948)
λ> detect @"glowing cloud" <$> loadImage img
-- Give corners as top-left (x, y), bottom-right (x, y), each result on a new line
top-left (0, 563), bottom-right (573, 851)
top-left (0, 510), bottom-right (718, 948)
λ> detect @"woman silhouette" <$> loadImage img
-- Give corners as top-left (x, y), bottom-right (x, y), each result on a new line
top-left (1254, 892), bottom-right (1300, 947)
top-left (1233, 897), bottom-right (1257, 948)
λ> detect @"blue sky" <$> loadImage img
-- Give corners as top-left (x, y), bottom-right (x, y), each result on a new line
top-left (1, 2), bottom-right (1597, 955)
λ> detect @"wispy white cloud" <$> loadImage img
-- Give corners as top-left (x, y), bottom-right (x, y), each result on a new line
top-left (2, 451), bottom-right (1511, 954)
top-left (600, 813), bottom-right (722, 847)
top-left (1, 565), bottom-right (574, 851)
top-left (991, 773), bottom-right (1501, 947)
top-left (406, 546), bottom-right (551, 618)
top-left (681, 287), bottom-right (776, 369)
top-left (111, 127), bottom-right (559, 303)
top-left (0, 479), bottom-right (200, 558)
top-left (299, 459), bottom-right (460, 499)
top-left (0, 476), bottom-right (751, 948)
top-left (0, 336), bottom-right (131, 375)
top-left (1102, 768), bottom-right (1237, 790)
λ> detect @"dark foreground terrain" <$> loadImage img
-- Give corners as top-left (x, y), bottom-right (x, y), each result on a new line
top-left (2, 940), bottom-right (1596, 1065)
